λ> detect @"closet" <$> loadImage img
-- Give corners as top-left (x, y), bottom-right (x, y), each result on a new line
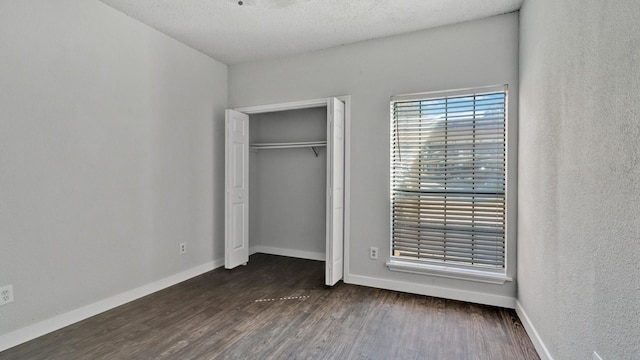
top-left (225, 97), bottom-right (346, 286)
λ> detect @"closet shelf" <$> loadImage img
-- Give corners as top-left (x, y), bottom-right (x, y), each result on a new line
top-left (250, 141), bottom-right (327, 157)
top-left (250, 141), bottom-right (327, 149)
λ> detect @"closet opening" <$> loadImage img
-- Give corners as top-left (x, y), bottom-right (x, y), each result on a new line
top-left (225, 97), bottom-right (347, 286)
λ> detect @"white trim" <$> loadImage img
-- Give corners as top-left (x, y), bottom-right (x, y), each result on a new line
top-left (341, 95), bottom-right (351, 283)
top-left (391, 84), bottom-right (508, 102)
top-left (386, 259), bottom-right (512, 285)
top-left (250, 246), bottom-right (325, 262)
top-left (235, 98), bottom-right (329, 114)
top-left (0, 260), bottom-right (223, 352)
top-left (347, 274), bottom-right (515, 309)
top-left (515, 300), bottom-right (553, 360)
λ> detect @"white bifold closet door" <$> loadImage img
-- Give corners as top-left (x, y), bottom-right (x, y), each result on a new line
top-left (224, 109), bottom-right (250, 269)
top-left (325, 98), bottom-right (345, 286)
top-left (224, 98), bottom-right (346, 286)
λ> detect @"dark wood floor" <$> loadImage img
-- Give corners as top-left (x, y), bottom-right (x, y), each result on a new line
top-left (1, 254), bottom-right (539, 360)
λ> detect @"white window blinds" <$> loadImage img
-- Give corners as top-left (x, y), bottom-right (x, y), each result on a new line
top-left (391, 87), bottom-right (507, 269)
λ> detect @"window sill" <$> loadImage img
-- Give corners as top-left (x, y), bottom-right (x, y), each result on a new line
top-left (386, 259), bottom-right (512, 285)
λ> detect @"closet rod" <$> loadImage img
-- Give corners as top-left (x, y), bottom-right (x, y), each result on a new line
top-left (250, 141), bottom-right (326, 149)
top-left (250, 141), bottom-right (327, 157)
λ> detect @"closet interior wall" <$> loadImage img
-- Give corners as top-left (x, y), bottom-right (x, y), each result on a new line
top-left (249, 107), bottom-right (328, 259)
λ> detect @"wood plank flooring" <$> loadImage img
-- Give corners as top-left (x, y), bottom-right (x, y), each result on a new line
top-left (0, 254), bottom-right (540, 359)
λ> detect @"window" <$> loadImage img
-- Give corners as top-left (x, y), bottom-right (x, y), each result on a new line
top-left (388, 86), bottom-right (509, 283)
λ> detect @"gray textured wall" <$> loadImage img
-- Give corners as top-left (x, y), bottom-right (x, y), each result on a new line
top-left (518, 0), bottom-right (640, 358)
top-left (0, 0), bottom-right (228, 337)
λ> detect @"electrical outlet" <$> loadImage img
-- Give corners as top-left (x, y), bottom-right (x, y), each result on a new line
top-left (0, 285), bottom-right (14, 306)
top-left (369, 247), bottom-right (378, 260)
top-left (593, 351), bottom-right (603, 360)
top-left (179, 242), bottom-right (186, 254)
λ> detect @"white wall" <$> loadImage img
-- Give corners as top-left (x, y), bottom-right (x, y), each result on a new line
top-left (249, 108), bottom-right (327, 259)
top-left (0, 0), bottom-right (227, 343)
top-left (230, 13), bottom-right (519, 307)
top-left (518, 0), bottom-right (640, 359)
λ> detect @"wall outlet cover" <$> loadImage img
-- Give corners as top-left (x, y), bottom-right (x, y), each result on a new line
top-left (369, 247), bottom-right (378, 260)
top-left (0, 285), bottom-right (14, 305)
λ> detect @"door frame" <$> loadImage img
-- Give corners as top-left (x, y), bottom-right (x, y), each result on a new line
top-left (234, 95), bottom-right (351, 284)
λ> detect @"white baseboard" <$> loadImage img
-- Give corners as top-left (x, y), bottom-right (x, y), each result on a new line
top-left (0, 259), bottom-right (224, 352)
top-left (250, 246), bottom-right (324, 261)
top-left (515, 300), bottom-right (553, 360)
top-left (347, 274), bottom-right (516, 309)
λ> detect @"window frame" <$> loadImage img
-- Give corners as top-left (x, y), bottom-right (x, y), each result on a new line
top-left (386, 85), bottom-right (513, 284)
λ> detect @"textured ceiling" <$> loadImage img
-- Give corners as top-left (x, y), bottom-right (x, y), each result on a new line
top-left (98, 0), bottom-right (523, 64)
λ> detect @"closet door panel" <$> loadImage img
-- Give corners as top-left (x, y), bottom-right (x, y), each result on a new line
top-left (326, 98), bottom-right (345, 286)
top-left (225, 109), bottom-right (250, 269)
